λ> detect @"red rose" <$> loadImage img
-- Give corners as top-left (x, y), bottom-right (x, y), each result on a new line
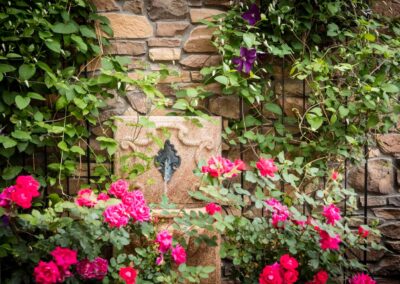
top-left (259, 262), bottom-right (283, 284)
top-left (34, 261), bottom-right (61, 284)
top-left (119, 267), bottom-right (138, 284)
top-left (205, 203), bottom-right (222, 215)
top-left (15, 175), bottom-right (40, 197)
top-left (10, 187), bottom-right (34, 209)
top-left (279, 254), bottom-right (298, 270)
top-left (283, 269), bottom-right (299, 284)
top-left (312, 270), bottom-right (329, 284)
top-left (50, 247), bottom-right (78, 271)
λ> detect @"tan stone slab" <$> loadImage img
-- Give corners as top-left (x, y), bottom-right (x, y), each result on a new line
top-left (101, 13), bottom-right (153, 39)
top-left (114, 116), bottom-right (222, 205)
top-left (105, 40), bottom-right (146, 55)
top-left (189, 8), bottom-right (225, 23)
top-left (91, 0), bottom-right (119, 12)
top-left (184, 26), bottom-right (217, 53)
top-left (156, 21), bottom-right (190, 37)
top-left (149, 48), bottom-right (182, 61)
top-left (148, 38), bottom-right (182, 47)
top-left (180, 54), bottom-right (221, 68)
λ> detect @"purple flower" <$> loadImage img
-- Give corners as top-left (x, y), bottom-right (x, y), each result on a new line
top-left (232, 47), bottom-right (257, 74)
top-left (242, 4), bottom-right (261, 26)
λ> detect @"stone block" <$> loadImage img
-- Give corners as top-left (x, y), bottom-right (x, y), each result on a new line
top-left (126, 91), bottom-right (152, 115)
top-left (149, 48), bottom-right (181, 61)
top-left (183, 26), bottom-right (217, 53)
top-left (180, 55), bottom-right (221, 68)
top-left (188, 0), bottom-right (203, 6)
top-left (189, 8), bottom-right (225, 23)
top-left (388, 196), bottom-right (400, 206)
top-left (122, 0), bottom-right (144, 14)
top-left (105, 40), bottom-right (146, 55)
top-left (114, 116), bottom-right (221, 205)
top-left (372, 0), bottom-right (400, 18)
top-left (348, 159), bottom-right (395, 195)
top-left (191, 71), bottom-right (204, 82)
top-left (101, 13), bottom-right (153, 39)
top-left (148, 38), bottom-right (182, 47)
top-left (371, 255), bottom-right (400, 276)
top-left (377, 134), bottom-right (400, 155)
top-left (204, 0), bottom-right (231, 6)
top-left (373, 208), bottom-right (400, 220)
top-left (156, 22), bottom-right (190, 37)
top-left (379, 222), bottom-right (400, 239)
top-left (91, 0), bottom-right (119, 12)
top-left (386, 240), bottom-right (400, 253)
top-left (209, 96), bottom-right (240, 119)
top-left (274, 78), bottom-right (311, 97)
top-left (359, 196), bottom-right (387, 207)
top-left (148, 0), bottom-right (188, 20)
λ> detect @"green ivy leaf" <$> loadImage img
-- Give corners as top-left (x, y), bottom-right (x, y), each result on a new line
top-left (2, 166), bottom-right (23, 180)
top-left (18, 64), bottom-right (36, 81)
top-left (11, 130), bottom-right (31, 141)
top-left (80, 25), bottom-right (97, 39)
top-left (0, 63), bottom-right (16, 73)
top-left (214, 75), bottom-right (229, 85)
top-left (0, 136), bottom-right (17, 148)
top-left (381, 83), bottom-right (399, 93)
top-left (51, 22), bottom-right (79, 34)
top-left (45, 39), bottom-right (61, 53)
top-left (15, 95), bottom-right (31, 109)
top-left (264, 103), bottom-right (282, 115)
top-left (70, 145), bottom-right (85, 155)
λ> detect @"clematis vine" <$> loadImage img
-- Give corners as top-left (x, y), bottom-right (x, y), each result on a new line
top-left (242, 4), bottom-right (261, 25)
top-left (232, 47), bottom-right (257, 74)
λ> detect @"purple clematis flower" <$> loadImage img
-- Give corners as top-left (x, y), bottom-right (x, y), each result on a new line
top-left (232, 47), bottom-right (257, 74)
top-left (242, 4), bottom-right (261, 26)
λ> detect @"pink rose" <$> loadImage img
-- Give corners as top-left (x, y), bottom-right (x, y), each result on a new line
top-left (358, 226), bottom-right (369, 238)
top-left (15, 175), bottom-right (40, 197)
top-left (322, 204), bottom-right (341, 225)
top-left (10, 187), bottom-right (34, 209)
top-left (234, 159), bottom-right (246, 171)
top-left (283, 269), bottom-right (298, 284)
top-left (256, 158), bottom-right (278, 177)
top-left (201, 156), bottom-right (235, 178)
top-left (97, 193), bottom-right (110, 201)
top-left (75, 189), bottom-right (97, 207)
top-left (205, 203), bottom-right (222, 215)
top-left (0, 186), bottom-right (15, 208)
top-left (331, 171), bottom-right (339, 181)
top-left (156, 255), bottom-right (164, 265)
top-left (259, 262), bottom-right (283, 284)
top-left (119, 266), bottom-right (138, 284)
top-left (349, 273), bottom-right (376, 284)
top-left (109, 179), bottom-right (129, 198)
top-left (319, 230), bottom-right (341, 251)
top-left (314, 270), bottom-right (329, 284)
top-left (50, 247), bottom-right (78, 271)
top-left (123, 190), bottom-right (150, 222)
top-left (33, 261), bottom-right (61, 284)
top-left (265, 198), bottom-right (290, 228)
top-left (156, 230), bottom-right (172, 253)
top-left (279, 254), bottom-right (298, 270)
top-left (76, 257), bottom-right (108, 280)
top-left (103, 203), bottom-right (130, 228)
top-left (171, 245), bottom-right (187, 265)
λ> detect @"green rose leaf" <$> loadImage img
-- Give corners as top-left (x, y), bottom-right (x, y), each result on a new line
top-left (18, 64), bottom-right (36, 81)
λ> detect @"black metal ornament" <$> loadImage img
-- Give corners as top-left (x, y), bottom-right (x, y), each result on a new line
top-left (154, 140), bottom-right (181, 183)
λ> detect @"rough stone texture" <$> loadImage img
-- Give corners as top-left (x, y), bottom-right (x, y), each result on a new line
top-left (191, 71), bottom-right (204, 82)
top-left (184, 25), bottom-right (217, 53)
top-left (156, 21), bottom-right (190, 37)
top-left (151, 209), bottom-right (221, 284)
top-left (180, 55), bottom-right (221, 68)
top-left (377, 134), bottom-right (400, 155)
top-left (149, 48), bottom-right (182, 61)
top-left (189, 8), bottom-right (225, 23)
top-left (148, 0), bottom-right (188, 20)
top-left (388, 196), bottom-right (400, 206)
top-left (386, 240), bottom-right (400, 253)
top-left (102, 13), bottom-right (153, 38)
top-left (91, 0), bottom-right (119, 12)
top-left (100, 93), bottom-right (128, 121)
top-left (348, 159), bottom-right (395, 194)
top-left (204, 0), bottom-right (231, 6)
top-left (379, 222), bottom-right (400, 239)
top-left (158, 71), bottom-right (191, 83)
top-left (209, 96), bottom-right (240, 119)
top-left (125, 91), bottom-right (152, 114)
top-left (360, 196), bottom-right (387, 207)
top-left (373, 208), bottom-right (400, 220)
top-left (349, 247), bottom-right (385, 262)
top-left (114, 116), bottom-right (221, 205)
top-left (274, 78), bottom-right (311, 97)
top-left (189, 0), bottom-right (203, 6)
top-left (371, 255), bottom-right (400, 276)
top-left (122, 0), bottom-right (144, 14)
top-left (371, 0), bottom-right (400, 19)
top-left (148, 38), bottom-right (182, 47)
top-left (105, 40), bottom-right (146, 55)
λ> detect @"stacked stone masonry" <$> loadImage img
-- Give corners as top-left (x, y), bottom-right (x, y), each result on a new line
top-left (84, 0), bottom-right (400, 283)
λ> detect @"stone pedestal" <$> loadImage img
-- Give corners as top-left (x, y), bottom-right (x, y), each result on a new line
top-left (114, 116), bottom-right (222, 207)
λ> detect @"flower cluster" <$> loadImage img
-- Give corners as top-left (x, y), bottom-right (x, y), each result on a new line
top-left (318, 229), bottom-right (341, 251)
top-left (256, 158), bottom-right (278, 177)
top-left (205, 202), bottom-right (222, 215)
top-left (155, 230), bottom-right (187, 266)
top-left (76, 257), bottom-right (108, 281)
top-left (0, 175), bottom-right (40, 209)
top-left (349, 273), bottom-right (376, 284)
top-left (322, 204), bottom-right (341, 225)
top-left (358, 226), bottom-right (369, 238)
top-left (306, 270), bottom-right (329, 284)
top-left (34, 247), bottom-right (78, 284)
top-left (103, 180), bottom-right (150, 228)
top-left (259, 254), bottom-right (299, 284)
top-left (265, 198), bottom-right (290, 228)
top-left (202, 156), bottom-right (245, 178)
top-left (75, 188), bottom-right (109, 208)
top-left (119, 266), bottom-right (138, 284)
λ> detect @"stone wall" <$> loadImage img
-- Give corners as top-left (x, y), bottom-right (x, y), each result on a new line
top-left (84, 0), bottom-right (400, 282)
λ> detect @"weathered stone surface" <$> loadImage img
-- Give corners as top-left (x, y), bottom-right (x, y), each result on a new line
top-left (122, 0), bottom-right (144, 14)
top-left (372, 0), bottom-right (400, 19)
top-left (148, 0), bottom-right (188, 20)
top-left (373, 208), bottom-right (400, 220)
top-left (148, 38), bottom-right (181, 47)
top-left (349, 247), bottom-right (385, 262)
top-left (380, 222), bottom-right (400, 239)
top-left (158, 71), bottom-right (191, 83)
top-left (190, 8), bottom-right (225, 23)
top-left (191, 71), bottom-right (203, 82)
top-left (100, 93), bottom-right (128, 121)
top-left (209, 96), bottom-right (240, 119)
top-left (125, 91), bottom-right (152, 114)
top-left (102, 13), bottom-right (153, 38)
top-left (91, 0), bottom-right (119, 11)
top-left (156, 21), bottom-right (190, 37)
top-left (377, 134), bottom-right (400, 155)
top-left (114, 116), bottom-right (222, 205)
top-left (105, 40), bottom-right (146, 55)
top-left (150, 209), bottom-right (221, 284)
top-left (388, 196), bottom-right (400, 206)
top-left (188, 0), bottom-right (203, 6)
top-left (277, 96), bottom-right (306, 117)
top-left (360, 196), bottom-right (387, 207)
top-left (371, 255), bottom-right (400, 276)
top-left (348, 159), bottom-right (395, 195)
top-left (204, 0), bottom-right (230, 6)
top-left (373, 278), bottom-right (400, 284)
top-left (149, 48), bottom-right (181, 61)
top-left (386, 240), bottom-right (400, 253)
top-left (183, 25), bottom-right (217, 53)
top-left (180, 55), bottom-right (221, 68)
top-left (274, 78), bottom-right (311, 97)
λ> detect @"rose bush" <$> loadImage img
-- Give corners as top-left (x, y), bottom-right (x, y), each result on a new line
top-left (174, 155), bottom-right (382, 283)
top-left (0, 177), bottom-right (214, 283)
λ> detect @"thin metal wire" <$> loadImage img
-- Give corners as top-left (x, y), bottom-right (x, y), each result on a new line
top-left (363, 141), bottom-right (369, 265)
